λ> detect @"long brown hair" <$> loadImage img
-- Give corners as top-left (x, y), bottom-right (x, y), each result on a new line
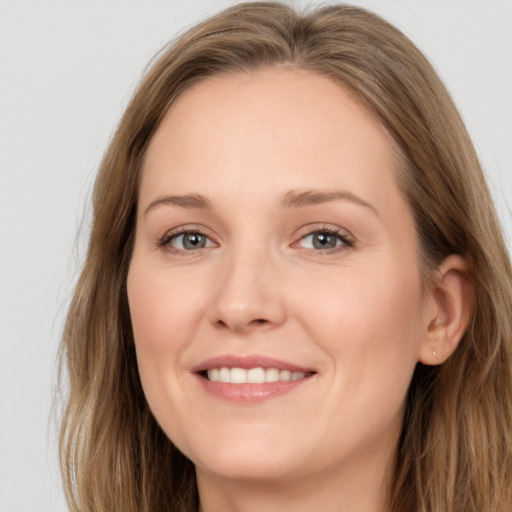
top-left (59, 3), bottom-right (512, 511)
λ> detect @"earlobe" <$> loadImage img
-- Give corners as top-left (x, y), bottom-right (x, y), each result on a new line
top-left (418, 255), bottom-right (474, 365)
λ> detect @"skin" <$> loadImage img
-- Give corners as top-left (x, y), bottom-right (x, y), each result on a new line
top-left (127, 68), bottom-right (469, 512)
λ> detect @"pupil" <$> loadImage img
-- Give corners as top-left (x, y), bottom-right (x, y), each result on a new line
top-left (313, 232), bottom-right (336, 249)
top-left (183, 233), bottom-right (205, 249)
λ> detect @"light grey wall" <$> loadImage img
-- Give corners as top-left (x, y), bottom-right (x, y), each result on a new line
top-left (1, 1), bottom-right (510, 510)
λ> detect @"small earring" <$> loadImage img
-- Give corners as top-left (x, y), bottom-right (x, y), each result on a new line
top-left (433, 350), bottom-right (438, 359)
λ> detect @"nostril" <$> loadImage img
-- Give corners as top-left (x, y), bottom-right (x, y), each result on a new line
top-left (248, 318), bottom-right (270, 327)
top-left (214, 317), bottom-right (270, 332)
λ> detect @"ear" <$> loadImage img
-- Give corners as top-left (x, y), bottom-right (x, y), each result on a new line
top-left (418, 255), bottom-right (474, 365)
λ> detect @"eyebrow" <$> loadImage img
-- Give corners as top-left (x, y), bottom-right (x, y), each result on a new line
top-left (144, 188), bottom-right (378, 216)
top-left (281, 188), bottom-right (378, 215)
top-left (144, 194), bottom-right (212, 215)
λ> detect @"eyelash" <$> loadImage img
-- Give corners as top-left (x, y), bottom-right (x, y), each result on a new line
top-left (158, 225), bottom-right (354, 255)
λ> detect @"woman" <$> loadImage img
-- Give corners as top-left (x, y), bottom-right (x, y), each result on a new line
top-left (59, 3), bottom-right (512, 511)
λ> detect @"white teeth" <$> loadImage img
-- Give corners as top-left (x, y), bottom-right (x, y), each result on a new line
top-left (247, 367), bottom-right (266, 384)
top-left (230, 367), bottom-right (247, 383)
top-left (280, 370), bottom-right (291, 381)
top-left (266, 368), bottom-right (280, 382)
top-left (218, 367), bottom-right (231, 382)
top-left (208, 368), bottom-right (219, 381)
top-left (206, 367), bottom-right (309, 383)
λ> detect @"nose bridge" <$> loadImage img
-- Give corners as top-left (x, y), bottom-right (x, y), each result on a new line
top-left (208, 235), bottom-right (286, 332)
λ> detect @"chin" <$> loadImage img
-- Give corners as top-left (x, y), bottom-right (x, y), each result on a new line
top-left (183, 429), bottom-right (309, 482)
top-left (197, 453), bottom-right (301, 482)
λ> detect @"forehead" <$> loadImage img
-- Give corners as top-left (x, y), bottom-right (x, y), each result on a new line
top-left (141, 67), bottom-right (404, 219)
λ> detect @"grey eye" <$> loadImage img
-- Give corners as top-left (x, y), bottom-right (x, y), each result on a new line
top-left (172, 233), bottom-right (210, 250)
top-left (301, 232), bottom-right (342, 250)
top-left (312, 232), bottom-right (338, 249)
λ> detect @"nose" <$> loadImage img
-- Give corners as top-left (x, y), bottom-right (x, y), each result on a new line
top-left (207, 246), bottom-right (287, 334)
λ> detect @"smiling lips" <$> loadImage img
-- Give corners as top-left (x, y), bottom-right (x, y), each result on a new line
top-left (194, 356), bottom-right (316, 403)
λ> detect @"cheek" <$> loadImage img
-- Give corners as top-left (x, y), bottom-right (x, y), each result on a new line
top-left (126, 257), bottom-right (202, 410)
top-left (302, 261), bottom-right (422, 333)
top-left (126, 258), bottom-right (208, 445)
top-left (127, 259), bottom-right (204, 353)
top-left (296, 257), bottom-right (424, 392)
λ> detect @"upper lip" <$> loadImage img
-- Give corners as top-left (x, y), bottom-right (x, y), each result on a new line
top-left (191, 354), bottom-right (315, 374)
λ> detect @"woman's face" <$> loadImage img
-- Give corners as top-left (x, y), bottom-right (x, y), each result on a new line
top-left (127, 68), bottom-right (432, 485)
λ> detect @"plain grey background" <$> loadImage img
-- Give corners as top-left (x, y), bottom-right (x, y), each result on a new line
top-left (1, 1), bottom-right (511, 510)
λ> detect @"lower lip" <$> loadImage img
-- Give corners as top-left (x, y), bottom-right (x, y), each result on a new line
top-left (195, 374), bottom-right (313, 403)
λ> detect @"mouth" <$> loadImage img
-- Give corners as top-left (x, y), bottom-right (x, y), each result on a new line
top-left (199, 367), bottom-right (314, 383)
top-left (192, 355), bottom-right (316, 403)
